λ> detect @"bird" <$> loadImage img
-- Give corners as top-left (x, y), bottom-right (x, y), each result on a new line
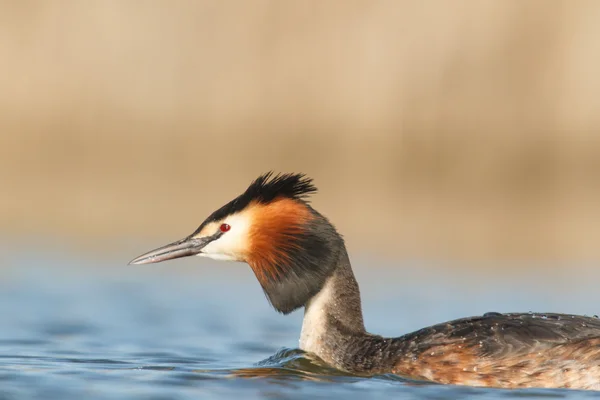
top-left (130, 172), bottom-right (600, 390)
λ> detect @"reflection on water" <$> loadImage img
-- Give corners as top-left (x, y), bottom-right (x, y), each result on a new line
top-left (1, 246), bottom-right (599, 399)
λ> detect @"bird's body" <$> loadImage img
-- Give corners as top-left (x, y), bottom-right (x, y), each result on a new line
top-left (299, 256), bottom-right (600, 389)
top-left (130, 173), bottom-right (600, 390)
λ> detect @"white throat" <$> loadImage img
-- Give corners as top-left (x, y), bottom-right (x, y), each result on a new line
top-left (299, 277), bottom-right (335, 356)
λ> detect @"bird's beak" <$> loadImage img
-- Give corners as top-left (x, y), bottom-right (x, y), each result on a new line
top-left (128, 235), bottom-right (213, 265)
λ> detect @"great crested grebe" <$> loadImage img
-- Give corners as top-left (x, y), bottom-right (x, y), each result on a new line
top-left (130, 172), bottom-right (600, 390)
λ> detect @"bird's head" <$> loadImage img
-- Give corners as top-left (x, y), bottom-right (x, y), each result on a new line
top-left (129, 172), bottom-right (343, 313)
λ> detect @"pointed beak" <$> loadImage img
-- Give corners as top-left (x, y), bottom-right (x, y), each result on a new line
top-left (128, 235), bottom-right (213, 265)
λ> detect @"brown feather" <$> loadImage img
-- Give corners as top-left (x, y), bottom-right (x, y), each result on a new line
top-left (393, 337), bottom-right (600, 389)
top-left (246, 198), bottom-right (313, 286)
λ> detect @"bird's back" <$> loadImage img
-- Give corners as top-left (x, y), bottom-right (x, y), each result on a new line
top-left (391, 312), bottom-right (600, 389)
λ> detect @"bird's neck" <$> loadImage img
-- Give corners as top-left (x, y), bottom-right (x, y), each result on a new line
top-left (299, 248), bottom-right (367, 365)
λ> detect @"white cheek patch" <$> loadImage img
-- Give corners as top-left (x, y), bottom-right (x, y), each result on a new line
top-left (198, 212), bottom-right (252, 261)
top-left (197, 253), bottom-right (236, 261)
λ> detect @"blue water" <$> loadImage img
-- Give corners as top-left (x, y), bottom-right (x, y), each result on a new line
top-left (1, 244), bottom-right (599, 399)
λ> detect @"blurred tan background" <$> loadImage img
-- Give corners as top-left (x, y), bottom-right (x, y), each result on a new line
top-left (1, 1), bottom-right (600, 263)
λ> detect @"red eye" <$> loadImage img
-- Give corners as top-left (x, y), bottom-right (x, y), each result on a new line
top-left (220, 223), bottom-right (231, 232)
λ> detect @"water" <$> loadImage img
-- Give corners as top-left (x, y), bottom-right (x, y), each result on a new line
top-left (1, 245), bottom-right (599, 399)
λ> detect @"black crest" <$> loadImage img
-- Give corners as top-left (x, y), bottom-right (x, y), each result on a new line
top-left (244, 172), bottom-right (317, 204)
top-left (192, 172), bottom-right (317, 234)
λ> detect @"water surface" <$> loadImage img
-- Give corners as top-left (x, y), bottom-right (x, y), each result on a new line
top-left (1, 245), bottom-right (599, 399)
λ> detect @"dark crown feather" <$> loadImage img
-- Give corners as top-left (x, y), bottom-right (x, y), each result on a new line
top-left (193, 172), bottom-right (317, 232)
top-left (245, 172), bottom-right (317, 204)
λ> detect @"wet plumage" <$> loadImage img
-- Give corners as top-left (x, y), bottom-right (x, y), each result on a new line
top-left (391, 313), bottom-right (600, 389)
